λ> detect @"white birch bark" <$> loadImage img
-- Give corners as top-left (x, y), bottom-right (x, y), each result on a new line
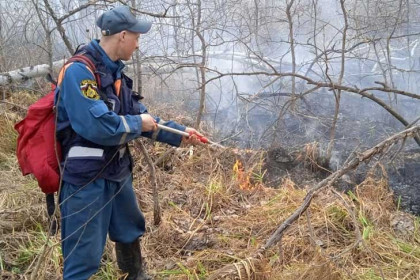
top-left (0, 59), bottom-right (66, 86)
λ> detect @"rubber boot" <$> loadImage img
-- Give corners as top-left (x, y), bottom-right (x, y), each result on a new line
top-left (115, 239), bottom-right (152, 280)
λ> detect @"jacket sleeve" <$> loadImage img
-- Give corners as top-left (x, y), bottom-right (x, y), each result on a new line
top-left (135, 102), bottom-right (186, 147)
top-left (59, 63), bottom-right (144, 146)
top-left (143, 118), bottom-right (186, 147)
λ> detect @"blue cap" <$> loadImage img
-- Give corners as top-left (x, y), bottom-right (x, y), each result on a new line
top-left (96, 6), bottom-right (152, 36)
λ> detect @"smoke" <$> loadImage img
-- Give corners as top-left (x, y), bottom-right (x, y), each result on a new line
top-left (135, 0), bottom-right (420, 166)
top-left (191, 1), bottom-right (420, 159)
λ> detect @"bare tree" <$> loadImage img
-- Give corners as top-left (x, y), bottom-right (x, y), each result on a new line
top-left (2, 0), bottom-right (420, 151)
top-left (325, 0), bottom-right (349, 165)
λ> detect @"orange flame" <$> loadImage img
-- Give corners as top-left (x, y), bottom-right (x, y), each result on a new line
top-left (233, 159), bottom-right (252, 190)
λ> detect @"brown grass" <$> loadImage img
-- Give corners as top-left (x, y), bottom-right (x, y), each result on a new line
top-left (1, 90), bottom-right (419, 280)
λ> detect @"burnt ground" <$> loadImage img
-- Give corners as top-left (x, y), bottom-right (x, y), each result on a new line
top-left (262, 146), bottom-right (321, 188)
top-left (261, 146), bottom-right (420, 216)
top-left (388, 150), bottom-right (420, 215)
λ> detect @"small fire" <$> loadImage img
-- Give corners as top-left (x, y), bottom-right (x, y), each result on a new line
top-left (233, 159), bottom-right (252, 190)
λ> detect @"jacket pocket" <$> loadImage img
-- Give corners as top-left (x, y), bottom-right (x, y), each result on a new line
top-left (89, 102), bottom-right (109, 118)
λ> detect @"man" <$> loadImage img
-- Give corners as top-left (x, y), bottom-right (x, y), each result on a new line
top-left (55, 6), bottom-right (201, 280)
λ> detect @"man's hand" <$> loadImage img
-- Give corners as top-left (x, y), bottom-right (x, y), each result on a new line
top-left (140, 114), bottom-right (157, 132)
top-left (182, 127), bottom-right (204, 145)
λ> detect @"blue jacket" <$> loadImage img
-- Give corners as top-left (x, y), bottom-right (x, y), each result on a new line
top-left (56, 40), bottom-right (185, 185)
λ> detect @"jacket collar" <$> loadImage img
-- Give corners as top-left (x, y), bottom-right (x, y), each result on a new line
top-left (89, 40), bottom-right (125, 78)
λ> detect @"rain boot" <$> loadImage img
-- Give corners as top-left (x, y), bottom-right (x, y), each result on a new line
top-left (115, 239), bottom-right (152, 280)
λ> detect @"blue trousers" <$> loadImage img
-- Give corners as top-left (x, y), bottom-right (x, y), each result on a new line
top-left (60, 175), bottom-right (145, 280)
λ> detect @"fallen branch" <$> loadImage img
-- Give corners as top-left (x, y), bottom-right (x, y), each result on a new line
top-left (153, 147), bottom-right (177, 166)
top-left (208, 125), bottom-right (420, 279)
top-left (261, 125), bottom-right (419, 250)
top-left (0, 100), bottom-right (28, 111)
top-left (135, 140), bottom-right (161, 226)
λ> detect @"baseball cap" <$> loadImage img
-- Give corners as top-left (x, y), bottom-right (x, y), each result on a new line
top-left (96, 6), bottom-right (152, 36)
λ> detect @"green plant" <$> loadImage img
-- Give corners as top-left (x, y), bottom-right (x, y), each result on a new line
top-left (206, 179), bottom-right (223, 195)
top-left (196, 261), bottom-right (208, 279)
top-left (92, 261), bottom-right (120, 280)
top-left (347, 190), bottom-right (359, 202)
top-left (251, 153), bottom-right (267, 184)
top-left (358, 212), bottom-right (373, 241)
top-left (394, 239), bottom-right (420, 258)
top-left (397, 195), bottom-right (402, 211)
top-left (252, 169), bottom-right (266, 184)
top-left (16, 225), bottom-right (61, 270)
top-left (327, 205), bottom-right (348, 223)
top-left (176, 262), bottom-right (194, 279)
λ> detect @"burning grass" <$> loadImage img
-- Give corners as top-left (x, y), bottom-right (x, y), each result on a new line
top-left (1, 91), bottom-right (420, 279)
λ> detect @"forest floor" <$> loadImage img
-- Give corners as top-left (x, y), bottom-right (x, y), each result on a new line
top-left (1, 90), bottom-right (419, 280)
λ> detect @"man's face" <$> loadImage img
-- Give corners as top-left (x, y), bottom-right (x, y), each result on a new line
top-left (118, 31), bottom-right (140, 61)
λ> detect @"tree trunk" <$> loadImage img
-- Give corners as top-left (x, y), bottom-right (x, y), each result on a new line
top-left (194, 0), bottom-right (207, 128)
top-left (0, 59), bottom-right (66, 86)
top-left (43, 0), bottom-right (75, 55)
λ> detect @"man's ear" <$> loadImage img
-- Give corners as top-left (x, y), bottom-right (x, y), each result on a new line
top-left (119, 31), bottom-right (127, 41)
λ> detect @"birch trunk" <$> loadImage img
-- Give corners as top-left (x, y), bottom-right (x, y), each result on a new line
top-left (0, 59), bottom-right (66, 86)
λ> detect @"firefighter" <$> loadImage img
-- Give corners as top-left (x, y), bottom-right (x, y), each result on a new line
top-left (55, 6), bottom-right (201, 280)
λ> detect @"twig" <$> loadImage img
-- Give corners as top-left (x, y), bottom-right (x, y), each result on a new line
top-left (202, 70), bottom-right (420, 146)
top-left (330, 189), bottom-right (363, 258)
top-left (153, 147), bottom-right (176, 166)
top-left (261, 125), bottom-right (420, 251)
top-left (135, 140), bottom-right (161, 226)
top-left (207, 126), bottom-right (419, 280)
top-left (219, 130), bottom-right (243, 143)
top-left (331, 189), bottom-right (385, 279)
top-left (0, 100), bottom-right (28, 111)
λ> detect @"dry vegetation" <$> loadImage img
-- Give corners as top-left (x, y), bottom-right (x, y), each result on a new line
top-left (1, 90), bottom-right (420, 280)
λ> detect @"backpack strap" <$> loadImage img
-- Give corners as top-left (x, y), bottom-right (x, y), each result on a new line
top-left (73, 44), bottom-right (85, 55)
top-left (46, 193), bottom-right (58, 234)
top-left (57, 54), bottom-right (101, 88)
top-left (67, 54), bottom-right (102, 90)
top-left (56, 53), bottom-right (113, 109)
top-left (46, 73), bottom-right (57, 86)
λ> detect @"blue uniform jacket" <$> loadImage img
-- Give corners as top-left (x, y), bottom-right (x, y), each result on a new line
top-left (56, 40), bottom-right (185, 185)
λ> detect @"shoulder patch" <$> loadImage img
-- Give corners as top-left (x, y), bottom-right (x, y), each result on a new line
top-left (80, 79), bottom-right (99, 100)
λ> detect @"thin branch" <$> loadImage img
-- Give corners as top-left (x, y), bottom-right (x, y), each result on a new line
top-left (207, 126), bottom-right (420, 279)
top-left (261, 125), bottom-right (420, 250)
top-left (42, 0), bottom-right (74, 54)
top-left (202, 70), bottom-right (420, 146)
top-left (134, 140), bottom-right (161, 226)
top-left (57, 0), bottom-right (102, 24)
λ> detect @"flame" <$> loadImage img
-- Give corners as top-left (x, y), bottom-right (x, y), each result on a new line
top-left (233, 159), bottom-right (252, 190)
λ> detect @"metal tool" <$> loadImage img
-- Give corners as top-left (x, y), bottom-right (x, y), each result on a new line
top-left (157, 124), bottom-right (225, 148)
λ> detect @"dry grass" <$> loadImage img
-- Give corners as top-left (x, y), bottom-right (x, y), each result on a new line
top-left (133, 145), bottom-right (419, 280)
top-left (1, 91), bottom-right (419, 280)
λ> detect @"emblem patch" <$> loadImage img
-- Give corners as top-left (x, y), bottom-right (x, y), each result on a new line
top-left (80, 80), bottom-right (99, 100)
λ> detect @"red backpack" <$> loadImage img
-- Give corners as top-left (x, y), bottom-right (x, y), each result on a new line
top-left (14, 88), bottom-right (62, 194)
top-left (14, 54), bottom-right (99, 194)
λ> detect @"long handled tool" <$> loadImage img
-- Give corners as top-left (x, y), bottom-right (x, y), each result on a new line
top-left (157, 124), bottom-right (225, 148)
